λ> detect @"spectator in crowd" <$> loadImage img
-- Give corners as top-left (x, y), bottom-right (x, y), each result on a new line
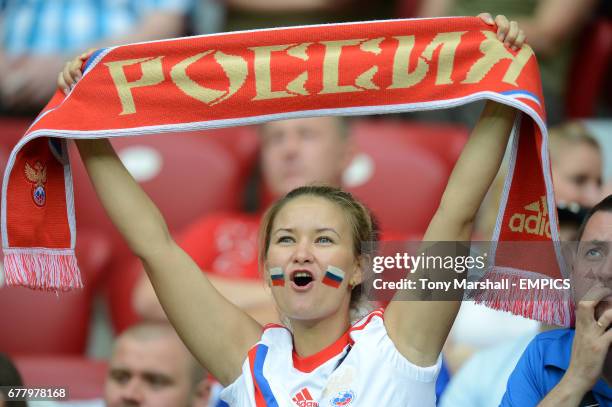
top-left (61, 14), bottom-right (523, 404)
top-left (0, 0), bottom-right (194, 112)
top-left (221, 0), bottom-right (392, 32)
top-left (50, 323), bottom-right (211, 407)
top-left (550, 121), bottom-right (603, 209)
top-left (104, 323), bottom-right (210, 407)
top-left (502, 195), bottom-right (612, 406)
top-left (417, 0), bottom-right (598, 125)
top-left (132, 116), bottom-right (355, 324)
top-left (0, 353), bottom-right (26, 407)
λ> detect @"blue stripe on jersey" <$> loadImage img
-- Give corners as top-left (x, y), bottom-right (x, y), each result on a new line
top-left (253, 345), bottom-right (279, 407)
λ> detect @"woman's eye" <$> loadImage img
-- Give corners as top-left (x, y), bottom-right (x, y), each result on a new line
top-left (316, 236), bottom-right (333, 244)
top-left (277, 236), bottom-right (294, 244)
top-left (572, 175), bottom-right (588, 187)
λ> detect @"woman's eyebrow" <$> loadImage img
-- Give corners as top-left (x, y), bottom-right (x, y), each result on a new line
top-left (316, 227), bottom-right (340, 237)
top-left (273, 227), bottom-right (340, 237)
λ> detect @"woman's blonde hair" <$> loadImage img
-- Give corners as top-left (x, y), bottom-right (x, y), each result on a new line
top-left (258, 185), bottom-right (377, 322)
top-left (549, 121), bottom-right (600, 162)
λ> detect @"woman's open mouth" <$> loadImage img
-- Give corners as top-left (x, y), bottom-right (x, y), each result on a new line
top-left (290, 270), bottom-right (315, 291)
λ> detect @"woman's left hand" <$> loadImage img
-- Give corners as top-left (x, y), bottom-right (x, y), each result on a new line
top-left (477, 12), bottom-right (526, 51)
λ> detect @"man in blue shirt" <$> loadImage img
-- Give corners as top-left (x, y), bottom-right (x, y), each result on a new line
top-left (502, 195), bottom-right (612, 406)
top-left (0, 0), bottom-right (194, 111)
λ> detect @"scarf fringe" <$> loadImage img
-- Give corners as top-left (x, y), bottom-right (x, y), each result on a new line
top-left (3, 250), bottom-right (82, 291)
top-left (473, 267), bottom-right (574, 327)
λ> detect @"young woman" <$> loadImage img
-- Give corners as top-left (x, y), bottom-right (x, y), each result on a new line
top-left (60, 13), bottom-right (525, 406)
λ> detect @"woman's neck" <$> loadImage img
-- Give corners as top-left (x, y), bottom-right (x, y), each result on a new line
top-left (291, 308), bottom-right (351, 358)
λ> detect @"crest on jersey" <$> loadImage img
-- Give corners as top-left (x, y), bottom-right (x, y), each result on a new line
top-left (24, 161), bottom-right (48, 207)
top-left (329, 390), bottom-right (354, 406)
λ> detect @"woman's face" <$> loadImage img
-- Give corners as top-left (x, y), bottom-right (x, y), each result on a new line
top-left (552, 143), bottom-right (602, 208)
top-left (265, 195), bottom-right (362, 322)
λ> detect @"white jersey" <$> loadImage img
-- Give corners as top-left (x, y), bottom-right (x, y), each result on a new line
top-left (220, 308), bottom-right (441, 407)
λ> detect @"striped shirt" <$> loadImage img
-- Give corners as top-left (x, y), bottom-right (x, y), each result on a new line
top-left (1, 0), bottom-right (193, 55)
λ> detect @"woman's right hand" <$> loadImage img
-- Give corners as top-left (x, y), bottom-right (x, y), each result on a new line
top-left (57, 49), bottom-right (95, 95)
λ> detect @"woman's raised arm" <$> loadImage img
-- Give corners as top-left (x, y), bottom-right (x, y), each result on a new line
top-left (74, 130), bottom-right (261, 386)
top-left (384, 13), bottom-right (523, 367)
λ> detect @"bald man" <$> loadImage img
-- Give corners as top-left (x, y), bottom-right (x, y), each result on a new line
top-left (104, 323), bottom-right (210, 407)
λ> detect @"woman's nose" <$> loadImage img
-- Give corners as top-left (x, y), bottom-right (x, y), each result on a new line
top-left (292, 240), bottom-right (314, 263)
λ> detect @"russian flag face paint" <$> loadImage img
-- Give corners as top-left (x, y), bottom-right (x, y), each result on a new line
top-left (269, 267), bottom-right (285, 287)
top-left (322, 265), bottom-right (345, 288)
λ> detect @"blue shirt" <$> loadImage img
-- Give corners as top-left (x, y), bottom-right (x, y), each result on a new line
top-left (1, 0), bottom-right (193, 55)
top-left (501, 328), bottom-right (612, 406)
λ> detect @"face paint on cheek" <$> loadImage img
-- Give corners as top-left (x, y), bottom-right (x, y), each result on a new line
top-left (322, 265), bottom-right (345, 288)
top-left (269, 266), bottom-right (285, 287)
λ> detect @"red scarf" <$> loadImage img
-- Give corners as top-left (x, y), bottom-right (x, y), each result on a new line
top-left (1, 17), bottom-right (570, 325)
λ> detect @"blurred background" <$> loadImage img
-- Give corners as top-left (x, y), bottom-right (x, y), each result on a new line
top-left (0, 0), bottom-right (610, 405)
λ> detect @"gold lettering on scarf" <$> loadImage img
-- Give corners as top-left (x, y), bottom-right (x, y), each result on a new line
top-left (354, 38), bottom-right (384, 90)
top-left (171, 50), bottom-right (248, 105)
top-left (105, 57), bottom-right (164, 115)
top-left (422, 32), bottom-right (465, 85)
top-left (319, 38), bottom-right (384, 94)
top-left (250, 43), bottom-right (311, 100)
top-left (389, 31), bottom-right (465, 89)
top-left (462, 31), bottom-right (534, 85)
top-left (320, 39), bottom-right (362, 94)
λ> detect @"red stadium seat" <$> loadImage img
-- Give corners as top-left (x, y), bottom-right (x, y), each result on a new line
top-left (203, 126), bottom-right (260, 178)
top-left (0, 230), bottom-right (111, 355)
top-left (69, 131), bottom-right (252, 332)
top-left (351, 120), bottom-right (468, 173)
top-left (565, 18), bottom-right (612, 118)
top-left (14, 356), bottom-right (107, 400)
top-left (344, 119), bottom-right (469, 235)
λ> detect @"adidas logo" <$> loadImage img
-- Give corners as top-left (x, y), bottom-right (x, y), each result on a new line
top-left (508, 196), bottom-right (551, 238)
top-left (292, 388), bottom-right (319, 407)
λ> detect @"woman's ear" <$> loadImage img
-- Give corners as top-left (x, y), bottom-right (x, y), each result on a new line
top-left (350, 255), bottom-right (366, 287)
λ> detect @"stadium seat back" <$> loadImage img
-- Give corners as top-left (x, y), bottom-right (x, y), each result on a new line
top-left (15, 356), bottom-right (107, 400)
top-left (344, 120), bottom-right (468, 235)
top-left (0, 230), bottom-right (110, 355)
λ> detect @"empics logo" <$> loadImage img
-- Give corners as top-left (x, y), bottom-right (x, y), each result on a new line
top-left (508, 196), bottom-right (551, 238)
top-left (292, 388), bottom-right (318, 407)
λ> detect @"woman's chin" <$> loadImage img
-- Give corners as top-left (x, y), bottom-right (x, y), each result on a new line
top-left (284, 301), bottom-right (337, 323)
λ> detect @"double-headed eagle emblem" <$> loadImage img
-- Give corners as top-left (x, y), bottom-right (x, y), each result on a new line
top-left (25, 161), bottom-right (47, 207)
